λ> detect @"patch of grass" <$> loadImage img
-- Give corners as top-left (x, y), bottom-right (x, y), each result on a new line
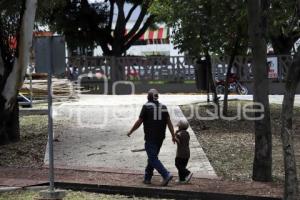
top-left (0, 190), bottom-right (172, 200)
top-left (183, 80), bottom-right (195, 84)
top-left (148, 80), bottom-right (165, 84)
top-left (145, 80), bottom-right (196, 85)
top-left (0, 191), bottom-right (37, 200)
top-left (0, 115), bottom-right (48, 167)
top-left (181, 100), bottom-right (300, 183)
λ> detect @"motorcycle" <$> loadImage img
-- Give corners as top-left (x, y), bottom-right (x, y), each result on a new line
top-left (215, 74), bottom-right (248, 95)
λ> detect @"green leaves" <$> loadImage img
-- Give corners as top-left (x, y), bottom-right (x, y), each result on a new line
top-left (153, 0), bottom-right (300, 56)
top-left (267, 0), bottom-right (300, 54)
top-left (152, 0), bottom-right (248, 56)
top-left (37, 0), bottom-right (156, 56)
top-left (0, 0), bottom-right (24, 66)
top-left (37, 0), bottom-right (109, 51)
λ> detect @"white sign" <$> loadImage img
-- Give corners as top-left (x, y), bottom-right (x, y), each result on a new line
top-left (267, 56), bottom-right (278, 79)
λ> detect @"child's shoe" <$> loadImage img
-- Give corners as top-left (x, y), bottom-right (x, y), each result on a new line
top-left (183, 172), bottom-right (193, 183)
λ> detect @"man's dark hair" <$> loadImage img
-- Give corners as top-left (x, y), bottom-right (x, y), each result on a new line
top-left (147, 88), bottom-right (159, 101)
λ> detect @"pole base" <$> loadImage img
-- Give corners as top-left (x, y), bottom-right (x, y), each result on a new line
top-left (38, 189), bottom-right (66, 200)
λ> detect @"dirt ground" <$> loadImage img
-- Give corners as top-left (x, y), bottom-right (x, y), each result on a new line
top-left (181, 100), bottom-right (300, 183)
top-left (0, 100), bottom-right (289, 199)
top-left (0, 115), bottom-right (48, 168)
top-left (1, 100), bottom-right (299, 183)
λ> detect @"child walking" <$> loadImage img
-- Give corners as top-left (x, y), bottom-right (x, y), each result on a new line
top-left (175, 119), bottom-right (193, 183)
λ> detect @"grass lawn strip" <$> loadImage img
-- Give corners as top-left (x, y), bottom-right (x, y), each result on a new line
top-left (0, 190), bottom-right (173, 200)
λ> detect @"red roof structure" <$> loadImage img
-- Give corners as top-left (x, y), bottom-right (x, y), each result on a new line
top-left (139, 27), bottom-right (168, 40)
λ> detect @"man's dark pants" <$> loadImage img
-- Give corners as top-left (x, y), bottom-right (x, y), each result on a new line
top-left (144, 140), bottom-right (169, 181)
top-left (175, 157), bottom-right (190, 181)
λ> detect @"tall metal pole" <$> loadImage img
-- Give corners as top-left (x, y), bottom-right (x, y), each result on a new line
top-left (29, 66), bottom-right (33, 107)
top-left (47, 37), bottom-right (55, 192)
top-left (206, 59), bottom-right (210, 103)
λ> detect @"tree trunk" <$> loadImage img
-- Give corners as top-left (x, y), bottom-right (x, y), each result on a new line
top-left (223, 38), bottom-right (240, 116)
top-left (271, 35), bottom-right (294, 55)
top-left (102, 1), bottom-right (154, 81)
top-left (0, 0), bottom-right (37, 145)
top-left (248, 0), bottom-right (272, 182)
top-left (280, 50), bottom-right (300, 200)
top-left (113, 57), bottom-right (125, 81)
top-left (0, 99), bottom-right (19, 145)
top-left (222, 57), bottom-right (234, 116)
top-left (205, 53), bottom-right (220, 115)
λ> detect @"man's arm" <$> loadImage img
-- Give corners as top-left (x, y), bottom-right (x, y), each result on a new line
top-left (127, 118), bottom-right (143, 137)
top-left (167, 117), bottom-right (176, 144)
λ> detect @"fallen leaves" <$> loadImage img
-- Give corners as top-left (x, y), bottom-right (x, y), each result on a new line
top-left (181, 101), bottom-right (300, 183)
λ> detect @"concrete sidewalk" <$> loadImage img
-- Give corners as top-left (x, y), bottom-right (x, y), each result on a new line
top-left (45, 94), bottom-right (300, 180)
top-left (46, 95), bottom-right (217, 179)
top-left (51, 94), bottom-right (300, 106)
top-left (0, 167), bottom-right (282, 200)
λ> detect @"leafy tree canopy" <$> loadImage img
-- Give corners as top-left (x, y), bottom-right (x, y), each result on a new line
top-left (152, 0), bottom-right (300, 56)
top-left (0, 0), bottom-right (24, 66)
top-left (37, 0), bottom-right (108, 52)
top-left (151, 0), bottom-right (248, 57)
top-left (37, 0), bottom-right (156, 56)
top-left (267, 0), bottom-right (300, 54)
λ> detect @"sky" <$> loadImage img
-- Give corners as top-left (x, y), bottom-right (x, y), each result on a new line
top-left (88, 0), bottom-right (141, 21)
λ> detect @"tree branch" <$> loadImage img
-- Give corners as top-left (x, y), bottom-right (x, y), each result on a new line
top-left (2, 0), bottom-right (37, 110)
top-left (123, 15), bottom-right (154, 51)
top-left (96, 27), bottom-right (113, 54)
top-left (0, 49), bottom-right (4, 77)
top-left (125, 3), bottom-right (139, 24)
top-left (108, 0), bottom-right (115, 31)
top-left (114, 0), bottom-right (126, 40)
top-left (0, 20), bottom-right (11, 68)
top-left (14, 0), bottom-right (26, 58)
top-left (298, 0), bottom-right (300, 17)
top-left (100, 41), bottom-right (111, 56)
top-left (124, 1), bottom-right (151, 42)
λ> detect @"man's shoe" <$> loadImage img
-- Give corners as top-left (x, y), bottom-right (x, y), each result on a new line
top-left (161, 174), bottom-right (173, 186)
top-left (175, 179), bottom-right (185, 184)
top-left (183, 172), bottom-right (193, 184)
top-left (143, 180), bottom-right (151, 185)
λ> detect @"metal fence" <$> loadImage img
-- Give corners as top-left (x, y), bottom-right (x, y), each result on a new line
top-left (66, 56), bottom-right (196, 82)
top-left (66, 55), bottom-right (293, 83)
top-left (211, 55), bottom-right (293, 82)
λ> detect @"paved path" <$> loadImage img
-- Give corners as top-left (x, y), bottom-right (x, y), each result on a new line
top-left (45, 95), bottom-right (219, 179)
top-left (45, 94), bottom-right (300, 179)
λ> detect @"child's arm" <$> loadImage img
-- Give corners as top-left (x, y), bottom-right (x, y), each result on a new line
top-left (127, 118), bottom-right (143, 137)
top-left (175, 131), bottom-right (181, 144)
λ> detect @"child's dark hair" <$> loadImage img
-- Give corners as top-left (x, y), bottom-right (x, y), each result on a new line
top-left (177, 119), bottom-right (189, 130)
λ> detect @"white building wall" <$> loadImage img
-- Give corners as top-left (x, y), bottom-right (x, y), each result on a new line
top-left (93, 21), bottom-right (183, 56)
top-left (93, 39), bottom-right (182, 57)
top-left (126, 43), bottom-right (182, 56)
top-left (93, 46), bottom-right (103, 56)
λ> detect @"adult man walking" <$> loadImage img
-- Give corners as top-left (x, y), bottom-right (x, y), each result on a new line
top-left (127, 89), bottom-right (176, 186)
